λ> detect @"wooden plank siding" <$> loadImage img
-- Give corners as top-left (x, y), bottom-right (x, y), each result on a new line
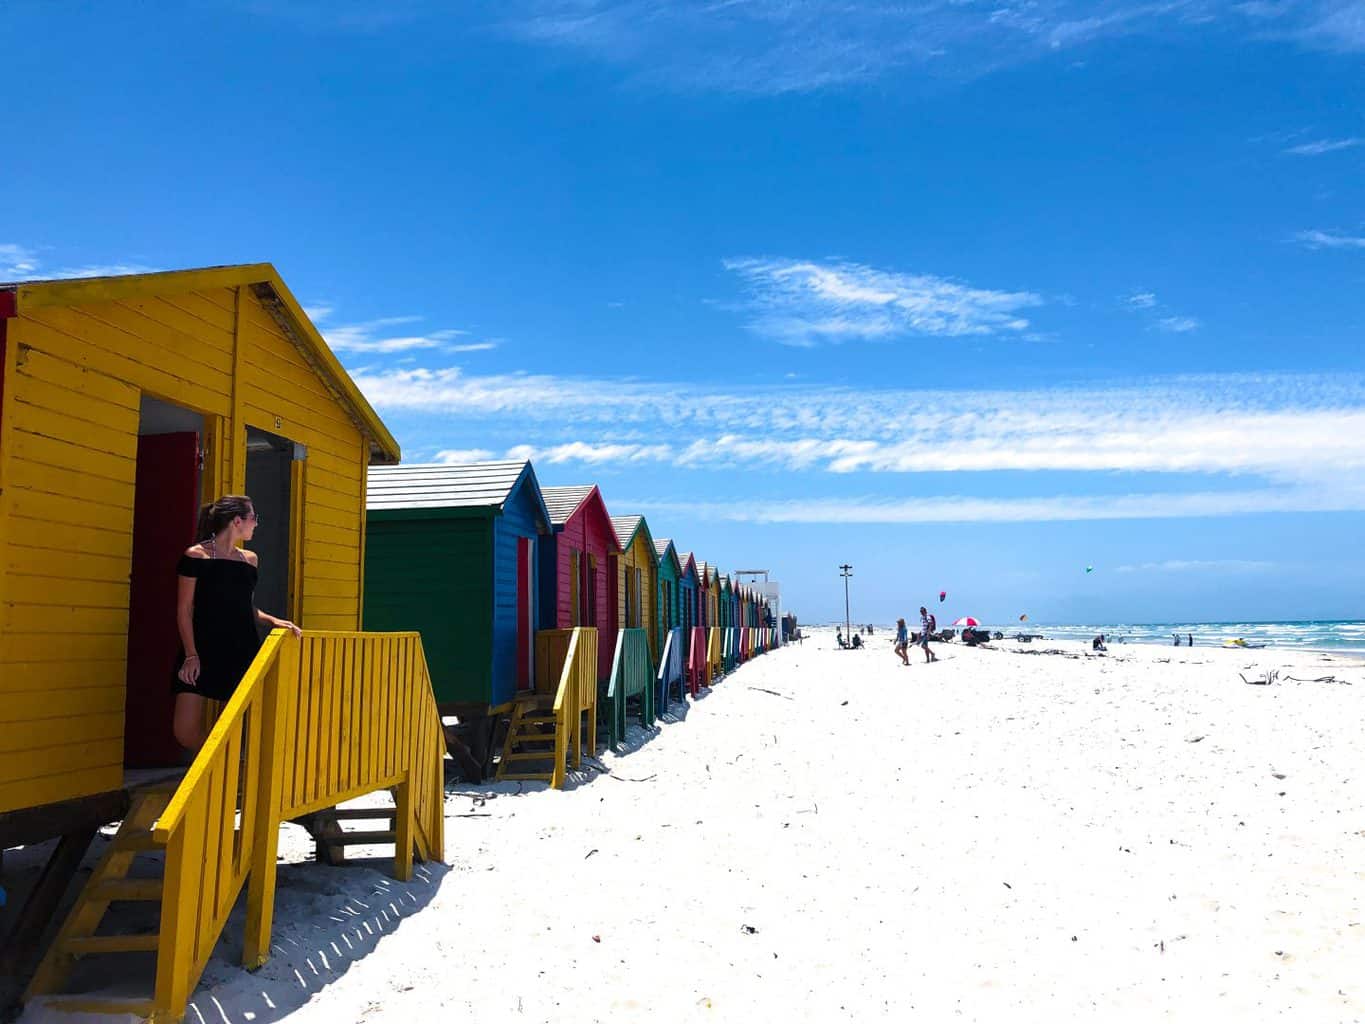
top-left (0, 274), bottom-right (389, 815)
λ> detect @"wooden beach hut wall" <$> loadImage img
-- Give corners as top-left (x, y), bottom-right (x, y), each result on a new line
top-left (653, 538), bottom-right (684, 708)
top-left (362, 460), bottom-right (552, 776)
top-left (676, 551), bottom-right (705, 695)
top-left (0, 265), bottom-right (444, 1019)
top-left (604, 515), bottom-right (659, 744)
top-left (539, 485), bottom-right (619, 683)
top-left (677, 551), bottom-right (699, 634)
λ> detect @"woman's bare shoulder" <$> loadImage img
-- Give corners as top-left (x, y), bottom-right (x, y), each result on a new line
top-left (241, 549), bottom-right (259, 566)
top-left (183, 543), bottom-right (210, 560)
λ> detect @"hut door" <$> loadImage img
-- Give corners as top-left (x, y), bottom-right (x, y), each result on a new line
top-left (515, 537), bottom-right (533, 690)
top-left (124, 430), bottom-right (201, 767)
top-left (245, 428), bottom-right (301, 633)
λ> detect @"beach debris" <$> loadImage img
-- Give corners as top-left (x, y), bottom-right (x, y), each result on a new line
top-left (1003, 881), bottom-right (1012, 889)
top-left (1185, 734), bottom-right (1206, 743)
top-left (1240, 670), bottom-right (1279, 686)
top-left (840, 700), bottom-right (848, 706)
top-left (607, 773), bottom-right (658, 783)
top-left (592, 935), bottom-right (601, 943)
top-left (748, 686), bottom-right (794, 700)
top-left (1285, 674), bottom-right (1348, 685)
top-left (584, 848), bottom-right (599, 860)
top-left (741, 924), bottom-right (759, 935)
top-left (1271, 772), bottom-right (1287, 780)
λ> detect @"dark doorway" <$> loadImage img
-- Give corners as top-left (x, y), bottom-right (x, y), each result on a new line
top-left (244, 427), bottom-right (298, 633)
top-left (124, 396), bottom-right (202, 767)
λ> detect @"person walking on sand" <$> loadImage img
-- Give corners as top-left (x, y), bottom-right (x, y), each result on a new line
top-left (172, 495), bottom-right (302, 752)
top-left (894, 617), bottom-right (910, 666)
top-left (919, 606), bottom-right (938, 663)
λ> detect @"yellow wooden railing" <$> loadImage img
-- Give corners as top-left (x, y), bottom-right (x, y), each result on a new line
top-left (149, 630), bottom-right (445, 1019)
top-left (533, 627), bottom-right (598, 789)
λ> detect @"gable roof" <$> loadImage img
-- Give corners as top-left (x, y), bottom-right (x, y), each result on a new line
top-left (653, 537), bottom-right (682, 577)
top-left (677, 551), bottom-right (698, 583)
top-left (0, 263), bottom-right (400, 464)
top-left (610, 515), bottom-right (644, 549)
top-left (540, 485), bottom-right (595, 527)
top-left (366, 461), bottom-right (549, 526)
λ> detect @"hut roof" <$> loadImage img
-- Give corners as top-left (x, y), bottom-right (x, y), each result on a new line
top-left (0, 263), bottom-right (400, 464)
top-left (366, 461), bottom-right (548, 525)
top-left (610, 515), bottom-right (645, 548)
top-left (653, 538), bottom-right (672, 559)
top-left (540, 485), bottom-right (596, 527)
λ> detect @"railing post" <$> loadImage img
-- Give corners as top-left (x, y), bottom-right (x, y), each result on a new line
top-left (393, 778), bottom-right (414, 881)
top-left (243, 635), bottom-right (296, 968)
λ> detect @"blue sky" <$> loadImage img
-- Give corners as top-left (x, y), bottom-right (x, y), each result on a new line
top-left (6, 1), bottom-right (1365, 623)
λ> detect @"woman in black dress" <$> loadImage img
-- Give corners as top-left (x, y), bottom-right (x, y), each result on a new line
top-left (172, 494), bottom-right (302, 751)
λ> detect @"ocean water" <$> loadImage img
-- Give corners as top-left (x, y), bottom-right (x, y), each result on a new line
top-left (983, 620), bottom-right (1365, 652)
top-left (831, 621), bottom-right (1365, 652)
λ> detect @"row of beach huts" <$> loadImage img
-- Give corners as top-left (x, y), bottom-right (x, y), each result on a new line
top-left (0, 264), bottom-right (780, 1021)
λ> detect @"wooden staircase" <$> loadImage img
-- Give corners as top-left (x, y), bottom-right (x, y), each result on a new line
top-left (495, 697), bottom-right (561, 782)
top-left (23, 787), bottom-right (173, 1018)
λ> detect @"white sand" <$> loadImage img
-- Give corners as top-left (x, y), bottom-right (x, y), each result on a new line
top-left (19, 631), bottom-right (1365, 1022)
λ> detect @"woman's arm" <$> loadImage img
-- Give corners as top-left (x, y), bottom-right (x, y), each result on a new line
top-left (176, 576), bottom-right (200, 685)
top-left (256, 606), bottom-right (303, 637)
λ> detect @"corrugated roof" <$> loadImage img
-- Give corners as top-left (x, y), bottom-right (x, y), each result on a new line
top-left (697, 561), bottom-right (712, 584)
top-left (654, 538), bottom-right (672, 558)
top-left (541, 485), bottom-right (595, 527)
top-left (610, 515), bottom-right (644, 549)
top-left (677, 551), bottom-right (697, 580)
top-left (367, 461), bottom-right (529, 511)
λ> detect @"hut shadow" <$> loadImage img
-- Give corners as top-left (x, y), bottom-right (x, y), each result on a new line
top-left (181, 858), bottom-right (451, 1024)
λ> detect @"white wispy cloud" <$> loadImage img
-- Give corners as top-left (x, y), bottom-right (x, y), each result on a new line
top-left (1120, 290), bottom-right (1200, 332)
top-left (1114, 559), bottom-right (1276, 572)
top-left (1283, 136), bottom-right (1364, 155)
top-left (724, 257), bottom-right (1042, 346)
top-left (622, 480), bottom-right (1365, 525)
top-left (490, 0), bottom-right (1250, 93)
top-left (1156, 315), bottom-right (1201, 333)
top-left (434, 447), bottom-right (497, 463)
top-left (505, 441), bottom-right (674, 464)
top-left (355, 360), bottom-right (1365, 490)
top-left (308, 307), bottom-right (487, 354)
top-left (0, 244), bottom-right (158, 282)
top-left (1294, 228), bottom-right (1365, 249)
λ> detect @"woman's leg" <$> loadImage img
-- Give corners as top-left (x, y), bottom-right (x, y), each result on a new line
top-left (173, 692), bottom-right (210, 752)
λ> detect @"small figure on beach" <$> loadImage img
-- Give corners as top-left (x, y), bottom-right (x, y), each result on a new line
top-left (851, 633), bottom-right (863, 649)
top-left (1188, 633), bottom-right (1194, 647)
top-left (894, 617), bottom-right (910, 666)
top-left (1092, 634), bottom-right (1107, 652)
top-left (919, 606), bottom-right (939, 663)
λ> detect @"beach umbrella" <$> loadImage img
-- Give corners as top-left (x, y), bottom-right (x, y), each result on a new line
top-left (952, 616), bottom-right (980, 627)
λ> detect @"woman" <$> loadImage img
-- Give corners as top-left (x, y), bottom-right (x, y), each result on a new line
top-left (894, 617), bottom-right (909, 666)
top-left (172, 494), bottom-right (301, 751)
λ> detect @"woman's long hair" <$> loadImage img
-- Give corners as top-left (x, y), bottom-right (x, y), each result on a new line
top-left (196, 495), bottom-right (253, 540)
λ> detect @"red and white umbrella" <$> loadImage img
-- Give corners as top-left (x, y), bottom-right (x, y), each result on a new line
top-left (952, 616), bottom-right (980, 627)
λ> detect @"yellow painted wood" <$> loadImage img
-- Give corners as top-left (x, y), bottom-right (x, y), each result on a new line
top-left (0, 684), bottom-right (125, 721)
top-left (0, 712), bottom-right (123, 754)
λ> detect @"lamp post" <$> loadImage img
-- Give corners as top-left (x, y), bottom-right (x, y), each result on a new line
top-left (839, 564), bottom-right (853, 648)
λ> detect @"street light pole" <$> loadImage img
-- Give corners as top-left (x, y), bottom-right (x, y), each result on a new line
top-left (839, 564), bottom-right (853, 648)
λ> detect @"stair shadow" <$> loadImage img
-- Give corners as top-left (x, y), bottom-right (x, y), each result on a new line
top-left (184, 855), bottom-right (451, 1024)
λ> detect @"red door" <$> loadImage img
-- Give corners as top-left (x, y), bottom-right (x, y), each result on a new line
top-left (516, 537), bottom-right (532, 690)
top-left (124, 432), bottom-right (201, 766)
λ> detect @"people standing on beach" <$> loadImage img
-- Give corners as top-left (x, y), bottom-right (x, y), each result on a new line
top-left (172, 495), bottom-right (302, 752)
top-left (1188, 633), bottom-right (1194, 647)
top-left (894, 617), bottom-right (910, 666)
top-left (919, 606), bottom-right (938, 663)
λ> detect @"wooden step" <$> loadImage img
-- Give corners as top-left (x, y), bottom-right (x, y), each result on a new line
top-left (321, 832), bottom-right (397, 847)
top-left (331, 808), bottom-right (396, 821)
top-left (42, 996), bottom-right (157, 1016)
top-left (497, 771), bottom-right (553, 781)
top-left (111, 829), bottom-right (162, 854)
top-left (89, 879), bottom-right (163, 902)
top-left (502, 751), bottom-right (555, 762)
top-left (64, 933), bottom-right (160, 955)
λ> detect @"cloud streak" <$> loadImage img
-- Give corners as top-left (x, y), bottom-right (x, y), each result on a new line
top-left (724, 257), bottom-right (1042, 346)
top-left (1294, 229), bottom-right (1365, 250)
top-left (1283, 136), bottom-right (1364, 155)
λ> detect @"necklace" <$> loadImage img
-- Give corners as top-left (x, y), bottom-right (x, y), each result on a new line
top-left (207, 536), bottom-right (241, 561)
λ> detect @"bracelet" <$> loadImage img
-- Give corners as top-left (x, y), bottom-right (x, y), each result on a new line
top-left (184, 655), bottom-right (200, 662)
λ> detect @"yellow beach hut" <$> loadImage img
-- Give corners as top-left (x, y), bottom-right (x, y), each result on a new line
top-left (0, 265), bottom-right (444, 1020)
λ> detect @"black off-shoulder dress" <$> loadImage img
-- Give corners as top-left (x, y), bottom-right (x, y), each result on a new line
top-left (172, 554), bottom-right (264, 702)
